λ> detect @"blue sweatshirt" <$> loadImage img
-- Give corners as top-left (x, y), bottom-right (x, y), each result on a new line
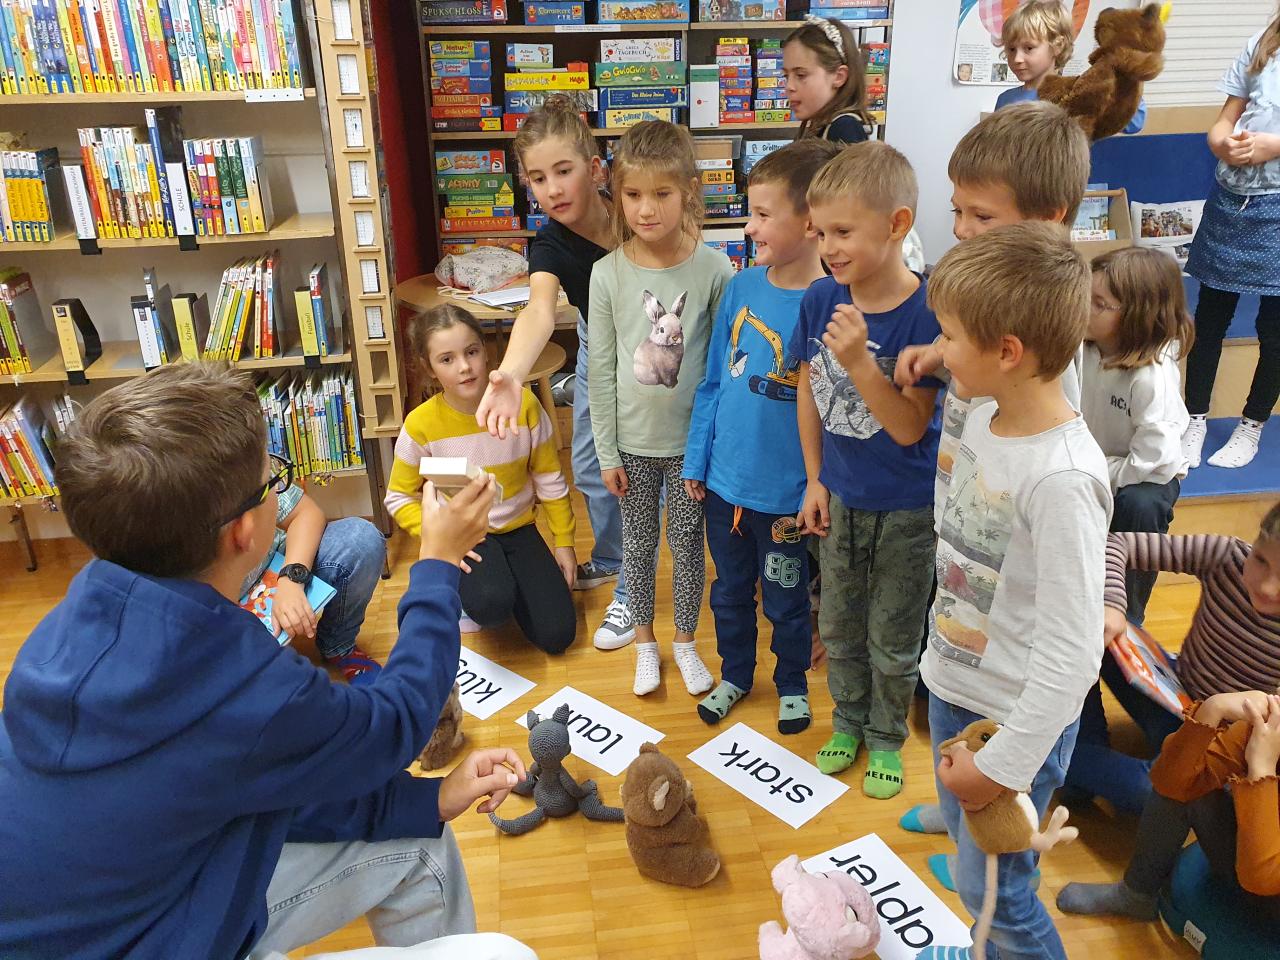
top-left (683, 266), bottom-right (809, 516)
top-left (0, 557), bottom-right (462, 960)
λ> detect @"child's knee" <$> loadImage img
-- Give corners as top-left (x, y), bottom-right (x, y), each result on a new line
top-left (463, 582), bottom-right (516, 628)
top-left (324, 518), bottom-right (387, 576)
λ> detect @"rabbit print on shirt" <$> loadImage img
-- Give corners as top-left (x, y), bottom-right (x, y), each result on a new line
top-left (634, 290), bottom-right (687, 388)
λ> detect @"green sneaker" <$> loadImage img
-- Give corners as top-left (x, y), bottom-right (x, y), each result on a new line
top-left (816, 732), bottom-right (860, 775)
top-left (864, 749), bottom-right (904, 799)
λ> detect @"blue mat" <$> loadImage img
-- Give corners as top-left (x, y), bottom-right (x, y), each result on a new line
top-left (1180, 418), bottom-right (1280, 500)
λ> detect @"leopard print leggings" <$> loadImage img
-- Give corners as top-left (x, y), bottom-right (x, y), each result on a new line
top-left (618, 451), bottom-right (705, 632)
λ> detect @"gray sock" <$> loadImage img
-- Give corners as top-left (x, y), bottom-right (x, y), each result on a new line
top-left (778, 694), bottom-right (811, 734)
top-left (915, 803), bottom-right (948, 834)
top-left (697, 680), bottom-right (747, 725)
top-left (1056, 881), bottom-right (1158, 920)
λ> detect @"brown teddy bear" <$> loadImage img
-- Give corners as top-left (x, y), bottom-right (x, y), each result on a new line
top-left (621, 742), bottom-right (720, 888)
top-left (1038, 3), bottom-right (1170, 141)
top-left (418, 683), bottom-right (465, 771)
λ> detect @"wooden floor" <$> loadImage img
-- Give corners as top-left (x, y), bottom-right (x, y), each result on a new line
top-left (0, 493), bottom-right (1220, 960)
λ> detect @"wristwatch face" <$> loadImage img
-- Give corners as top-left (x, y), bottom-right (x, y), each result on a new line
top-left (281, 563), bottom-right (310, 584)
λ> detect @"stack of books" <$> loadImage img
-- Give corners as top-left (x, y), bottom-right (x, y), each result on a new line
top-left (293, 261), bottom-right (341, 360)
top-left (259, 368), bottom-right (364, 477)
top-left (595, 36), bottom-right (684, 129)
top-left (181, 135), bottom-right (274, 236)
top-left (753, 39), bottom-right (789, 124)
top-left (865, 41), bottom-right (888, 125)
top-left (715, 36), bottom-right (753, 125)
top-left (0, 147), bottom-right (64, 243)
top-left (435, 149), bottom-right (518, 234)
top-left (0, 0), bottom-right (306, 96)
top-left (0, 268), bottom-right (56, 374)
top-left (202, 252), bottom-right (284, 360)
top-left (418, 0), bottom-right (508, 25)
top-left (0, 396), bottom-right (57, 500)
top-left (429, 40), bottom-right (503, 134)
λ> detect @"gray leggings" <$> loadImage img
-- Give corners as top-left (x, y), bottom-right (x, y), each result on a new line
top-left (618, 451), bottom-right (705, 632)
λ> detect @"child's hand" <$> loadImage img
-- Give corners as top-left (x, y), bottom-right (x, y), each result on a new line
top-left (1224, 130), bottom-right (1256, 166)
top-left (419, 476), bottom-right (495, 566)
top-left (602, 466), bottom-right (628, 498)
top-left (1244, 695), bottom-right (1280, 782)
top-left (894, 342), bottom-right (943, 387)
top-left (1198, 690), bottom-right (1276, 727)
top-left (822, 305), bottom-right (874, 374)
top-left (272, 579), bottom-right (317, 641)
top-left (798, 481), bottom-right (830, 537)
top-left (554, 546), bottom-right (577, 589)
top-left (476, 370), bottom-right (523, 439)
top-left (684, 479), bottom-right (706, 502)
top-left (937, 742), bottom-right (1005, 812)
top-left (1251, 132), bottom-right (1280, 164)
top-left (438, 747), bottom-right (528, 821)
top-left (1103, 606), bottom-right (1128, 648)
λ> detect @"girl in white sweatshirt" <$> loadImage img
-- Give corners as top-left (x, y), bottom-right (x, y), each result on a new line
top-left (1082, 247), bottom-right (1194, 624)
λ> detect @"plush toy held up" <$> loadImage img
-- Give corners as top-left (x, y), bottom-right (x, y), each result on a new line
top-left (759, 854), bottom-right (880, 960)
top-left (938, 719), bottom-right (1079, 960)
top-left (1038, 2), bottom-right (1171, 141)
top-left (621, 742), bottom-right (720, 887)
top-left (418, 683), bottom-right (465, 771)
top-left (488, 704), bottom-right (624, 835)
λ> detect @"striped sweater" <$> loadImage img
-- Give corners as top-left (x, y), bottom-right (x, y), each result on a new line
top-left (1104, 532), bottom-right (1280, 701)
top-left (385, 389), bottom-right (575, 548)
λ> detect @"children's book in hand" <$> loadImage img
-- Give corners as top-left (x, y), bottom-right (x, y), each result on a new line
top-left (239, 552), bottom-right (337, 646)
top-left (1108, 622), bottom-right (1191, 716)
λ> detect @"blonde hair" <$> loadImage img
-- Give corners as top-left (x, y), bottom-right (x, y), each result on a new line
top-left (807, 140), bottom-right (918, 217)
top-left (928, 221), bottom-right (1089, 379)
top-left (748, 138), bottom-right (841, 214)
top-left (784, 19), bottom-right (870, 137)
top-left (1249, 5), bottom-right (1280, 74)
top-left (1091, 248), bottom-right (1195, 370)
top-left (513, 95), bottom-right (601, 171)
top-left (948, 101), bottom-right (1090, 224)
top-left (1002, 0), bottom-right (1075, 70)
top-left (609, 120), bottom-right (702, 248)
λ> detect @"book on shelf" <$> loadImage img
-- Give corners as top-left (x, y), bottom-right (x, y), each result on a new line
top-left (171, 290), bottom-right (210, 359)
top-left (239, 550), bottom-right (337, 645)
top-left (0, 145), bottom-right (69, 243)
top-left (50, 297), bottom-right (102, 380)
top-left (204, 250), bottom-right (285, 360)
top-left (0, 267), bottom-right (56, 375)
top-left (257, 367), bottom-right (364, 478)
top-left (0, 0), bottom-right (307, 96)
top-left (0, 395), bottom-right (59, 500)
top-left (307, 261), bottom-right (341, 356)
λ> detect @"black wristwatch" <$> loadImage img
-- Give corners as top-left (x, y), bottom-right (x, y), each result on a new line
top-left (280, 563), bottom-right (311, 585)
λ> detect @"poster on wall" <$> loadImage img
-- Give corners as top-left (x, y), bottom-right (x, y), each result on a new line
top-left (953, 0), bottom-right (1114, 86)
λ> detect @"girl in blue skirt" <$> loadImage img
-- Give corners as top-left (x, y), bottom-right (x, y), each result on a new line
top-left (1182, 11), bottom-right (1280, 470)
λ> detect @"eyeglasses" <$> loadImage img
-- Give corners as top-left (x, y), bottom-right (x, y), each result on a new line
top-left (217, 454), bottom-right (294, 529)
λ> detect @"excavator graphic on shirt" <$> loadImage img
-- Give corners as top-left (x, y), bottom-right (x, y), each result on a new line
top-left (727, 305), bottom-right (799, 402)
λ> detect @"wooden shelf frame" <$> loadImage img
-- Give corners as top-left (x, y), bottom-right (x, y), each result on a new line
top-left (0, 212), bottom-right (335, 253)
top-left (421, 19), bottom-right (891, 34)
top-left (0, 88), bottom-right (317, 104)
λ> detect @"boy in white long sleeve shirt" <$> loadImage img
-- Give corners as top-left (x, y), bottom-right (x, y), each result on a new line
top-left (914, 223), bottom-right (1112, 960)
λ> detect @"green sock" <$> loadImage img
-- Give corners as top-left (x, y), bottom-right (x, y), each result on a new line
top-left (697, 680), bottom-right (747, 725)
top-left (864, 749), bottom-right (904, 799)
top-left (777, 695), bottom-right (811, 734)
top-left (816, 732), bottom-right (860, 775)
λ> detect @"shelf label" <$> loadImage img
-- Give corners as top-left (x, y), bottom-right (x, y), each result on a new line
top-left (556, 23), bottom-right (619, 32)
top-left (244, 87), bottom-right (305, 102)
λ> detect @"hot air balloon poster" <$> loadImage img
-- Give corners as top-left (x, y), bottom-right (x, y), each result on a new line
top-left (953, 0), bottom-right (1096, 86)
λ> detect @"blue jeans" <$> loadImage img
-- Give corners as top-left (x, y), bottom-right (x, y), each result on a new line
top-left (930, 694), bottom-right (1077, 960)
top-left (705, 491), bottom-right (810, 696)
top-left (312, 518), bottom-right (387, 660)
top-left (573, 312), bottom-right (627, 605)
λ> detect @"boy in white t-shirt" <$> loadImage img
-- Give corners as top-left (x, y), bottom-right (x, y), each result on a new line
top-left (914, 222), bottom-right (1112, 960)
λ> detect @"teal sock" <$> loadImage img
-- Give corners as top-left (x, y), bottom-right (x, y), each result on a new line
top-left (697, 680), bottom-right (747, 725)
top-left (777, 695), bottom-right (811, 734)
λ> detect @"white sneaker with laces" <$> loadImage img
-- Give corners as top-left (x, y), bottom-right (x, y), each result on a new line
top-left (593, 599), bottom-right (636, 650)
top-left (673, 641), bottom-right (714, 695)
top-left (633, 643), bottom-right (661, 696)
top-left (1181, 416), bottom-right (1208, 469)
top-left (1207, 418), bottom-right (1264, 469)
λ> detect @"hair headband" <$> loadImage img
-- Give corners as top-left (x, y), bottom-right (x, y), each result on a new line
top-left (803, 14), bottom-right (846, 62)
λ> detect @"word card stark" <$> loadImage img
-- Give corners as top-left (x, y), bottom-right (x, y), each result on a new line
top-left (516, 686), bottom-right (664, 777)
top-left (686, 723), bottom-right (847, 829)
top-left (802, 834), bottom-right (972, 960)
top-left (455, 647), bottom-right (536, 720)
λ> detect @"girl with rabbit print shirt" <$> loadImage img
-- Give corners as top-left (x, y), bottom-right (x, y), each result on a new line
top-left (588, 121), bottom-right (735, 700)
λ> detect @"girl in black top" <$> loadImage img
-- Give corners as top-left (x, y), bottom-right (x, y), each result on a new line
top-left (783, 16), bottom-right (873, 146)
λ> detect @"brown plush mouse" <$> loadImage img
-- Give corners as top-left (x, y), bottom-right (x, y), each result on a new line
top-left (621, 742), bottom-right (721, 888)
top-left (1038, 3), bottom-right (1170, 141)
top-left (418, 683), bottom-right (465, 770)
top-left (939, 719), bottom-right (1078, 960)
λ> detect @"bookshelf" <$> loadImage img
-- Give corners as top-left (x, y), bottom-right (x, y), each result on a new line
top-left (0, 0), bottom-right (405, 570)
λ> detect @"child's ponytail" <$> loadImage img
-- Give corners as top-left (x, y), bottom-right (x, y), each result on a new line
top-left (1092, 247), bottom-right (1195, 370)
top-left (785, 17), bottom-right (869, 138)
top-left (1248, 4), bottom-right (1280, 75)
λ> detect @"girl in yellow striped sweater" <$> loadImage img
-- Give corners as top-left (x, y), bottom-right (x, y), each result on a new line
top-left (386, 304), bottom-right (578, 653)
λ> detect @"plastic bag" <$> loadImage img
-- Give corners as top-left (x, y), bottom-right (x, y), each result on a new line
top-left (434, 247), bottom-right (528, 294)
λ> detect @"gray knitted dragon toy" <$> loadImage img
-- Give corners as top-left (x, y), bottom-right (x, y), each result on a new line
top-left (489, 704), bottom-right (625, 836)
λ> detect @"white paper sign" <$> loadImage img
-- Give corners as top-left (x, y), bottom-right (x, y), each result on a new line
top-left (516, 686), bottom-right (663, 777)
top-left (802, 834), bottom-right (972, 960)
top-left (686, 723), bottom-right (847, 829)
top-left (455, 647), bottom-right (535, 720)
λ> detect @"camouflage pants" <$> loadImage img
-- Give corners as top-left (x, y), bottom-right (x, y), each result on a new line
top-left (820, 498), bottom-right (935, 751)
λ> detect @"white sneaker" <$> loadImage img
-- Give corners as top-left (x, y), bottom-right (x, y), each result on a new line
top-left (1181, 416), bottom-right (1208, 469)
top-left (1207, 418), bottom-right (1264, 469)
top-left (593, 599), bottom-right (636, 650)
top-left (633, 642), bottom-right (661, 696)
top-left (459, 611), bottom-right (481, 633)
top-left (673, 641), bottom-right (714, 695)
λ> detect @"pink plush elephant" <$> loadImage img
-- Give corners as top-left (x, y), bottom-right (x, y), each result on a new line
top-left (759, 855), bottom-right (881, 960)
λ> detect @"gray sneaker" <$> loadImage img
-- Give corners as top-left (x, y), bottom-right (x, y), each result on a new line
top-left (574, 560), bottom-right (621, 591)
top-left (593, 599), bottom-right (636, 650)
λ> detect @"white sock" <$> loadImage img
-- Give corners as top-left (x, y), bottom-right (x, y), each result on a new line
top-left (633, 642), bottom-right (661, 696)
top-left (673, 641), bottom-right (714, 695)
top-left (1207, 418), bottom-right (1264, 469)
top-left (1181, 415), bottom-right (1207, 469)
